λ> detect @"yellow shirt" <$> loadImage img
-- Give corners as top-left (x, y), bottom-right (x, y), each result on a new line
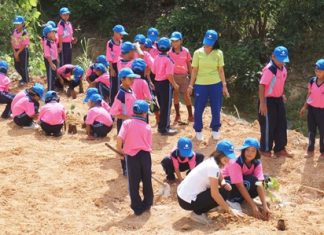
top-left (192, 47), bottom-right (224, 85)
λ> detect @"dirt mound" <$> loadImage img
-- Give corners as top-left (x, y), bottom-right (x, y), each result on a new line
top-left (0, 83), bottom-right (323, 234)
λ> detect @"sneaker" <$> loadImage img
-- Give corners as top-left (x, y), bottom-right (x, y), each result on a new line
top-left (260, 151), bottom-right (272, 158)
top-left (190, 212), bottom-right (212, 225)
top-left (304, 151), bottom-right (314, 158)
top-left (195, 132), bottom-right (203, 141)
top-left (274, 149), bottom-right (294, 158)
top-left (160, 129), bottom-right (177, 136)
top-left (23, 123), bottom-right (39, 130)
top-left (212, 131), bottom-right (220, 140)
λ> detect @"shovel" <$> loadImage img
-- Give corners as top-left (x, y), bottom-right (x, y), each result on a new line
top-left (105, 143), bottom-right (171, 197)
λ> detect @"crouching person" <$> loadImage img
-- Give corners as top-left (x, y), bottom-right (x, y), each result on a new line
top-left (161, 137), bottom-right (204, 182)
top-left (116, 100), bottom-right (153, 216)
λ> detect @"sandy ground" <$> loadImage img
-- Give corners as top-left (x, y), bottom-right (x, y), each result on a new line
top-left (0, 80), bottom-right (324, 235)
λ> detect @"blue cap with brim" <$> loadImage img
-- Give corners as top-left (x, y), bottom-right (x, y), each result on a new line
top-left (118, 68), bottom-right (141, 80)
top-left (170, 31), bottom-right (183, 41)
top-left (147, 27), bottom-right (159, 42)
top-left (134, 34), bottom-right (146, 44)
top-left (113, 25), bottom-right (128, 35)
top-left (60, 7), bottom-right (71, 15)
top-left (273, 46), bottom-right (289, 63)
top-left (144, 38), bottom-right (153, 48)
top-left (83, 88), bottom-right (99, 103)
top-left (121, 41), bottom-right (135, 54)
top-left (133, 100), bottom-right (149, 114)
top-left (31, 83), bottom-right (45, 101)
top-left (238, 138), bottom-right (260, 150)
top-left (89, 94), bottom-right (102, 103)
top-left (216, 140), bottom-right (236, 159)
top-left (177, 137), bottom-right (194, 157)
top-left (315, 59), bottom-right (324, 70)
top-left (132, 58), bottom-right (147, 72)
top-left (203, 30), bottom-right (218, 47)
top-left (13, 16), bottom-right (25, 25)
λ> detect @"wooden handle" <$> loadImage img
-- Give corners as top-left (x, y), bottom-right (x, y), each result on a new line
top-left (301, 185), bottom-right (324, 194)
top-left (105, 143), bottom-right (123, 156)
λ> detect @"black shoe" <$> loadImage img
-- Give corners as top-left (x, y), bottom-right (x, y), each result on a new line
top-left (160, 129), bottom-right (177, 136)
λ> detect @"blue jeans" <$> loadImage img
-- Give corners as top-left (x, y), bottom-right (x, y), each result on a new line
top-left (193, 83), bottom-right (223, 132)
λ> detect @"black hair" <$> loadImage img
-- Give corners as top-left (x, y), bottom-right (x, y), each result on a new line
top-left (209, 150), bottom-right (226, 168)
top-left (241, 148), bottom-right (261, 163)
top-left (212, 40), bottom-right (220, 50)
top-left (132, 69), bottom-right (145, 78)
top-left (158, 47), bottom-right (170, 53)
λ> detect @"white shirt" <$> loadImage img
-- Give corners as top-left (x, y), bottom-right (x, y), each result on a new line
top-left (177, 158), bottom-right (220, 203)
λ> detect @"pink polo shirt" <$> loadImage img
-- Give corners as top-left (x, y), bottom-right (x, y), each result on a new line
top-left (11, 29), bottom-right (30, 49)
top-left (57, 64), bottom-right (74, 79)
top-left (85, 106), bottom-right (113, 127)
top-left (94, 73), bottom-right (110, 87)
top-left (86, 66), bottom-right (95, 77)
top-left (118, 117), bottom-right (152, 156)
top-left (39, 101), bottom-right (66, 125)
top-left (307, 77), bottom-right (324, 108)
top-left (222, 157), bottom-right (264, 184)
top-left (106, 39), bottom-right (122, 64)
top-left (143, 51), bottom-right (154, 69)
top-left (131, 78), bottom-right (152, 100)
top-left (12, 95), bottom-right (36, 117)
top-left (170, 148), bottom-right (197, 171)
top-left (259, 61), bottom-right (287, 98)
top-left (43, 39), bottom-right (58, 60)
top-left (117, 59), bottom-right (134, 71)
top-left (57, 20), bottom-right (73, 43)
top-left (11, 90), bottom-right (27, 110)
top-left (101, 100), bottom-right (111, 112)
top-left (149, 44), bottom-right (160, 59)
top-left (0, 73), bottom-right (10, 92)
top-left (152, 54), bottom-right (174, 81)
top-left (168, 47), bottom-right (192, 75)
top-left (110, 87), bottom-right (136, 117)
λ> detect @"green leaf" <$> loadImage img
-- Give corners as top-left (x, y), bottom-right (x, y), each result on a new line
top-left (29, 0), bottom-right (38, 7)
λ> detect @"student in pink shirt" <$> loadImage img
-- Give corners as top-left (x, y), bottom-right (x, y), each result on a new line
top-left (222, 138), bottom-right (270, 220)
top-left (40, 21), bottom-right (58, 49)
top-left (117, 42), bottom-right (137, 71)
top-left (0, 61), bottom-right (15, 119)
top-left (106, 25), bottom-right (128, 106)
top-left (300, 59), bottom-right (324, 159)
top-left (258, 46), bottom-right (293, 158)
top-left (57, 64), bottom-right (84, 99)
top-left (131, 59), bottom-right (152, 101)
top-left (57, 7), bottom-right (76, 66)
top-left (152, 37), bottom-right (179, 136)
top-left (147, 27), bottom-right (160, 59)
top-left (12, 83), bottom-right (44, 128)
top-left (116, 100), bottom-right (153, 215)
top-left (85, 94), bottom-right (113, 140)
top-left (134, 34), bottom-right (154, 78)
top-left (169, 31), bottom-right (193, 123)
top-left (43, 25), bottom-right (59, 91)
top-left (39, 91), bottom-right (66, 137)
top-left (110, 68), bottom-right (138, 175)
top-left (90, 63), bottom-right (110, 102)
top-left (161, 137), bottom-right (204, 182)
top-left (11, 16), bottom-right (30, 86)
top-left (86, 55), bottom-right (109, 84)
top-left (83, 87), bottom-right (111, 113)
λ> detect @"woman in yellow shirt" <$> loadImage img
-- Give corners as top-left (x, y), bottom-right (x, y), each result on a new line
top-left (187, 30), bottom-right (229, 141)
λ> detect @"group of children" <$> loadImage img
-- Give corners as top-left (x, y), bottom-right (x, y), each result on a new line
top-left (1, 7), bottom-right (324, 223)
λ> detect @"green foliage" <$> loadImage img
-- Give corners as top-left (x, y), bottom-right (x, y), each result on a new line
top-left (75, 37), bottom-right (92, 70)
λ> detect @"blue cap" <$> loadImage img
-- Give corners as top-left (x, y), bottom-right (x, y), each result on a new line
top-left (96, 55), bottom-right (109, 67)
top-left (73, 65), bottom-right (84, 80)
top-left (45, 91), bottom-right (59, 103)
top-left (144, 38), bottom-right (153, 48)
top-left (121, 41), bottom-right (135, 54)
top-left (43, 25), bottom-right (57, 37)
top-left (315, 59), bottom-right (324, 70)
top-left (132, 58), bottom-right (147, 72)
top-left (113, 24), bottom-right (128, 35)
top-left (46, 21), bottom-right (56, 28)
top-left (147, 27), bottom-right (159, 42)
top-left (13, 16), bottom-right (25, 25)
top-left (238, 138), bottom-right (260, 150)
top-left (89, 94), bottom-right (102, 103)
top-left (31, 83), bottom-right (45, 101)
top-left (0, 61), bottom-right (9, 72)
top-left (273, 46), bottom-right (289, 63)
top-left (134, 34), bottom-right (146, 44)
top-left (203, 30), bottom-right (218, 47)
top-left (170, 31), bottom-right (183, 41)
top-left (59, 7), bottom-right (71, 15)
top-left (84, 87), bottom-right (99, 103)
top-left (177, 137), bottom-right (194, 157)
top-left (133, 100), bottom-right (149, 114)
top-left (216, 140), bottom-right (236, 159)
top-left (157, 37), bottom-right (171, 51)
top-left (118, 68), bottom-right (141, 79)
top-left (94, 63), bottom-right (107, 73)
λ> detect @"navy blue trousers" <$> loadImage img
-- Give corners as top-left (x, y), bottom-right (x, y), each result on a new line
top-left (0, 91), bottom-right (15, 118)
top-left (14, 48), bottom-right (29, 83)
